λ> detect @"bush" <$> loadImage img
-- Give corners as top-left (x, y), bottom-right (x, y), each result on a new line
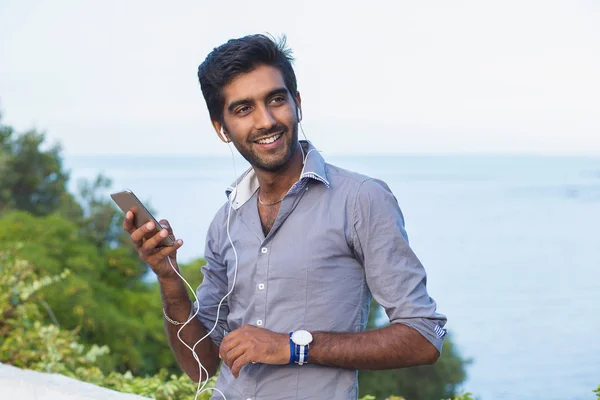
top-left (0, 211), bottom-right (176, 375)
top-left (358, 393), bottom-right (473, 400)
top-left (0, 246), bottom-right (215, 399)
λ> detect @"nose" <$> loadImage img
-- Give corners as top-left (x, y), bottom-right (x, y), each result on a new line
top-left (253, 104), bottom-right (277, 132)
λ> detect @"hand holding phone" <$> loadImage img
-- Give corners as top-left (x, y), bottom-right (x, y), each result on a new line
top-left (111, 189), bottom-right (183, 279)
top-left (111, 189), bottom-right (174, 246)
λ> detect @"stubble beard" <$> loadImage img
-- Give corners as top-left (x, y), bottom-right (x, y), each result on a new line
top-left (233, 123), bottom-right (299, 172)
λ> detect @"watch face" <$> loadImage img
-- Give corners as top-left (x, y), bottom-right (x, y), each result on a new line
top-left (292, 330), bottom-right (313, 346)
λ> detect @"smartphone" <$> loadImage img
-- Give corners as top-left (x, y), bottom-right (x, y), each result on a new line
top-left (110, 189), bottom-right (174, 247)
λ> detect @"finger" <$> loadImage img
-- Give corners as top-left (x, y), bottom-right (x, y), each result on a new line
top-left (224, 344), bottom-right (246, 370)
top-left (123, 210), bottom-right (135, 233)
top-left (219, 333), bottom-right (233, 360)
top-left (130, 221), bottom-right (158, 246)
top-left (219, 330), bottom-right (242, 360)
top-left (147, 239), bottom-right (183, 265)
top-left (141, 229), bottom-right (170, 254)
top-left (231, 352), bottom-right (252, 378)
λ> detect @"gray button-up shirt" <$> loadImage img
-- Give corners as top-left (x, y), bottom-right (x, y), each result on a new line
top-left (196, 141), bottom-right (447, 400)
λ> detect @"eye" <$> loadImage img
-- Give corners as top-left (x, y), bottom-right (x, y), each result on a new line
top-left (235, 105), bottom-right (252, 115)
top-left (270, 96), bottom-right (286, 105)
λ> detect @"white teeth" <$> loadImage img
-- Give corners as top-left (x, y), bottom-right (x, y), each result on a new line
top-left (256, 134), bottom-right (281, 144)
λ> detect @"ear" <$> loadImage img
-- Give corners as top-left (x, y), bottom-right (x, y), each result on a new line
top-left (211, 120), bottom-right (230, 143)
top-left (295, 92), bottom-right (303, 122)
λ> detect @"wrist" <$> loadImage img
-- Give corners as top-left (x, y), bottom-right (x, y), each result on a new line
top-left (159, 278), bottom-right (192, 312)
top-left (162, 298), bottom-right (193, 324)
top-left (157, 270), bottom-right (180, 285)
top-left (163, 300), bottom-right (197, 325)
top-left (156, 258), bottom-right (180, 281)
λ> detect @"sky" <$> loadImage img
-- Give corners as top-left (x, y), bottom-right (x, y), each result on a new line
top-left (1, 0), bottom-right (599, 156)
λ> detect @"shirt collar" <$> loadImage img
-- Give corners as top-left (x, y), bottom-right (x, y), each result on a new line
top-left (225, 140), bottom-right (329, 210)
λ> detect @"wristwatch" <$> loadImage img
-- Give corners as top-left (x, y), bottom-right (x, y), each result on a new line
top-left (290, 330), bottom-right (313, 365)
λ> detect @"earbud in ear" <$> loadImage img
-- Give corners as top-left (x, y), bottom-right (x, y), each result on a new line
top-left (297, 107), bottom-right (302, 122)
top-left (219, 127), bottom-right (230, 143)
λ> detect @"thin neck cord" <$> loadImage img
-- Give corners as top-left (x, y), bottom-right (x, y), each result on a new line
top-left (257, 187), bottom-right (284, 206)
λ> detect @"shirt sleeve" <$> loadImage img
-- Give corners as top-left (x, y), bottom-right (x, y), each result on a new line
top-left (351, 178), bottom-right (448, 353)
top-left (194, 208), bottom-right (230, 348)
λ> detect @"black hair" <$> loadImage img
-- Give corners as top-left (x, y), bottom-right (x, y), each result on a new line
top-left (197, 34), bottom-right (298, 122)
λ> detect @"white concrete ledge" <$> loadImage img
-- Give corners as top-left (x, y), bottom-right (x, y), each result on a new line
top-left (0, 363), bottom-right (151, 400)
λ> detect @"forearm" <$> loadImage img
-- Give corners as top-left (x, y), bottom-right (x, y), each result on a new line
top-left (159, 275), bottom-right (220, 381)
top-left (310, 323), bottom-right (439, 370)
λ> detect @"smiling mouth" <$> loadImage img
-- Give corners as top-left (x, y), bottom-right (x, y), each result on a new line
top-left (255, 133), bottom-right (282, 144)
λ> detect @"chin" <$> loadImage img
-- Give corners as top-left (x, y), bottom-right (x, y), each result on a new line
top-left (255, 144), bottom-right (297, 171)
top-left (256, 157), bottom-right (290, 172)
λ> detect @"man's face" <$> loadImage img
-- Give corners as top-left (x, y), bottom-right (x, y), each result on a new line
top-left (219, 64), bottom-right (300, 172)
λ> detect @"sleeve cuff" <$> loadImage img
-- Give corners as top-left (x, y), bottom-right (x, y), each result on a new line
top-left (393, 318), bottom-right (447, 354)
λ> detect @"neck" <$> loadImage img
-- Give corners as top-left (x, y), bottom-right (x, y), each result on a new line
top-left (254, 142), bottom-right (304, 202)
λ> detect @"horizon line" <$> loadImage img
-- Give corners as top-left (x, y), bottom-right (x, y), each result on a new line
top-left (63, 151), bottom-right (600, 158)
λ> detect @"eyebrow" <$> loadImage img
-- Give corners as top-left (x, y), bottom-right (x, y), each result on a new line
top-left (227, 87), bottom-right (289, 114)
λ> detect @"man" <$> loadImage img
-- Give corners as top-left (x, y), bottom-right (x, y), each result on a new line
top-left (124, 34), bottom-right (446, 400)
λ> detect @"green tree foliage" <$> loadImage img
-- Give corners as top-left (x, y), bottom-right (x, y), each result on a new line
top-left (358, 395), bottom-right (474, 400)
top-left (0, 247), bottom-right (214, 399)
top-left (0, 211), bottom-right (172, 375)
top-left (0, 209), bottom-right (208, 376)
top-left (0, 114), bottom-right (131, 257)
top-left (359, 301), bottom-right (471, 399)
top-left (0, 114), bottom-right (70, 216)
top-left (0, 115), bottom-right (155, 371)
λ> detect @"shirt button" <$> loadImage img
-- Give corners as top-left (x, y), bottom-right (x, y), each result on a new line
top-left (261, 247), bottom-right (268, 254)
top-left (258, 283), bottom-right (265, 290)
top-left (256, 319), bottom-right (263, 326)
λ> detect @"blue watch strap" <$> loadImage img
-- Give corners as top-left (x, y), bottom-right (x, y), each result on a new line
top-left (289, 332), bottom-right (294, 364)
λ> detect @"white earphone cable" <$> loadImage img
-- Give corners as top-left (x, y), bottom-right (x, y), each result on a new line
top-left (166, 124), bottom-right (311, 399)
top-left (165, 143), bottom-right (240, 400)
